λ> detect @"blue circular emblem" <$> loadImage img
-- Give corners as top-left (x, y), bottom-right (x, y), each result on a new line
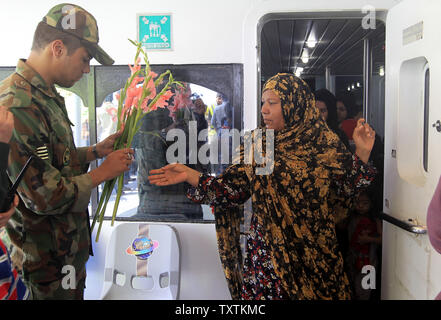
top-left (126, 236), bottom-right (159, 260)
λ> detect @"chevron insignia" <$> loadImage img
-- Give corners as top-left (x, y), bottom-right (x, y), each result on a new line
top-left (36, 145), bottom-right (49, 160)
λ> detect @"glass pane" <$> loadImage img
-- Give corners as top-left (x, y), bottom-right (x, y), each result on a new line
top-left (95, 83), bottom-right (233, 222)
top-left (57, 88), bottom-right (90, 147)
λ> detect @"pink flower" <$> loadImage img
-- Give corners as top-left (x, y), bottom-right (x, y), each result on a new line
top-left (152, 90), bottom-right (174, 111)
top-left (125, 86), bottom-right (143, 110)
top-left (146, 78), bottom-right (157, 100)
top-left (106, 107), bottom-right (118, 122)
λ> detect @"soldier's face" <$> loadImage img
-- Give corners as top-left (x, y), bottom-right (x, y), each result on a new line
top-left (56, 46), bottom-right (91, 88)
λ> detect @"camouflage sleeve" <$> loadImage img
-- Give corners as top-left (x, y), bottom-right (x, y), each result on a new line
top-left (8, 109), bottom-right (93, 215)
top-left (76, 146), bottom-right (89, 164)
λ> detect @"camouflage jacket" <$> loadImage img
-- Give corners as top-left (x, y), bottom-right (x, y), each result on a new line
top-left (0, 59), bottom-right (93, 285)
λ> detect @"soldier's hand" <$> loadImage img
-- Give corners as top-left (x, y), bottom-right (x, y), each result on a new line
top-left (89, 148), bottom-right (134, 187)
top-left (0, 108), bottom-right (14, 143)
top-left (96, 128), bottom-right (123, 158)
top-left (0, 195), bottom-right (18, 228)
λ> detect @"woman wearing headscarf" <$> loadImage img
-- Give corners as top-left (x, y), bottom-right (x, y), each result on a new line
top-left (149, 74), bottom-right (376, 300)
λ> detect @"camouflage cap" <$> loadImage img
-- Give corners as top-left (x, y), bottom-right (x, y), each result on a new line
top-left (42, 3), bottom-right (114, 65)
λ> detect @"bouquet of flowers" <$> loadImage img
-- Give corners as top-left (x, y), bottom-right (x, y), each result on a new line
top-left (91, 39), bottom-right (182, 241)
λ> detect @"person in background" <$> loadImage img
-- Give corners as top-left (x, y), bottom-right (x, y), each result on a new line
top-left (191, 96), bottom-right (209, 135)
top-left (211, 93), bottom-right (228, 135)
top-left (315, 88), bottom-right (353, 272)
top-left (346, 189), bottom-right (382, 300)
top-left (336, 93), bottom-right (357, 142)
top-left (149, 73), bottom-right (377, 300)
top-left (0, 3), bottom-right (133, 299)
top-left (211, 93), bottom-right (231, 174)
top-left (315, 89), bottom-right (350, 150)
top-left (0, 108), bottom-right (30, 300)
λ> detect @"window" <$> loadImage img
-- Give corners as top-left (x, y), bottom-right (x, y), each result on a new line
top-left (0, 64), bottom-right (243, 223)
top-left (72, 64), bottom-right (243, 223)
top-left (397, 57), bottom-right (429, 186)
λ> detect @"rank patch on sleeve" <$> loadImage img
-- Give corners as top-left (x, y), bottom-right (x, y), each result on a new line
top-left (36, 145), bottom-right (49, 160)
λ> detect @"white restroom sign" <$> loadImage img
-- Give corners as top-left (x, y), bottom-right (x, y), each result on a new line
top-left (138, 14), bottom-right (172, 50)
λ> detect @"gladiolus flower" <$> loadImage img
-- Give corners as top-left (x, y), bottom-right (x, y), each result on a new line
top-left (93, 39), bottom-right (182, 242)
top-left (153, 90), bottom-right (173, 111)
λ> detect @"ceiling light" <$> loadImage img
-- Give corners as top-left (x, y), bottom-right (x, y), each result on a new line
top-left (301, 49), bottom-right (309, 64)
top-left (357, 82), bottom-right (361, 87)
top-left (347, 86), bottom-right (351, 91)
top-left (379, 66), bottom-right (385, 76)
top-left (351, 84), bottom-right (355, 89)
top-left (306, 38), bottom-right (317, 48)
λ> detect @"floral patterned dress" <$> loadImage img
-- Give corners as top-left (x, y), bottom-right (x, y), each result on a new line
top-left (187, 73), bottom-right (377, 300)
top-left (187, 154), bottom-right (376, 299)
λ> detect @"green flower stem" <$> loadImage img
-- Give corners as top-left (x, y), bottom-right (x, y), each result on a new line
top-left (93, 39), bottom-right (180, 241)
top-left (91, 180), bottom-right (111, 230)
top-left (111, 173), bottom-right (125, 226)
top-left (94, 178), bottom-right (117, 241)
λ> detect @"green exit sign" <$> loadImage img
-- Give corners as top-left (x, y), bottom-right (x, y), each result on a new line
top-left (137, 14), bottom-right (172, 50)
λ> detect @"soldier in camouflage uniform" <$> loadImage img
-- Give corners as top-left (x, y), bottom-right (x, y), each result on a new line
top-left (0, 3), bottom-right (134, 299)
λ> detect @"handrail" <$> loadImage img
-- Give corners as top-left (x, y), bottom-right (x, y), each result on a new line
top-left (379, 212), bottom-right (427, 235)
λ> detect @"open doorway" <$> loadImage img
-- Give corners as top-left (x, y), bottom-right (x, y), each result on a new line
top-left (257, 12), bottom-right (386, 301)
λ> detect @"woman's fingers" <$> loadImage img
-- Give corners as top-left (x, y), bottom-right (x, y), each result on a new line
top-left (149, 168), bottom-right (165, 175)
top-left (356, 118), bottom-right (375, 139)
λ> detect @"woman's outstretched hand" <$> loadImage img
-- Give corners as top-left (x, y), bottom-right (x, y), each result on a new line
top-left (148, 163), bottom-right (201, 187)
top-left (353, 118), bottom-right (375, 164)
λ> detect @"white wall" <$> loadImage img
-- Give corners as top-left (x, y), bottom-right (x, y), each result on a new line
top-left (0, 0), bottom-right (253, 66)
top-left (382, 0), bottom-right (441, 299)
top-left (1, 0), bottom-right (401, 131)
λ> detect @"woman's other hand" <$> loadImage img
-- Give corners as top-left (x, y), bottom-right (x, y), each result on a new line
top-left (353, 118), bottom-right (375, 164)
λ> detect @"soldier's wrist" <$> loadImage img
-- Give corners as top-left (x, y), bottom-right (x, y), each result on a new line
top-left (89, 167), bottom-right (108, 188)
top-left (92, 144), bottom-right (101, 159)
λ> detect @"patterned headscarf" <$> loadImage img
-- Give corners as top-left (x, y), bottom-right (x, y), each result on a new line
top-left (214, 73), bottom-right (354, 299)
